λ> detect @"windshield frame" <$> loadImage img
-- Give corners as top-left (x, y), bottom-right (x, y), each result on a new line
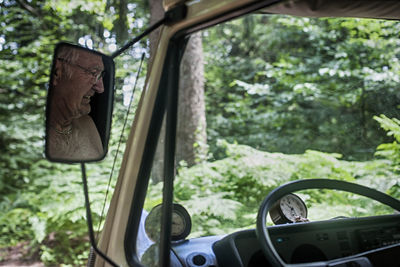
top-left (123, 1), bottom-right (286, 265)
top-left (123, 37), bottom-right (188, 266)
top-left (121, 0), bottom-right (400, 266)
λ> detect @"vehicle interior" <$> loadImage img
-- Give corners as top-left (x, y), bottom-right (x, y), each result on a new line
top-left (38, 0), bottom-right (400, 265)
top-left (119, 1), bottom-right (400, 267)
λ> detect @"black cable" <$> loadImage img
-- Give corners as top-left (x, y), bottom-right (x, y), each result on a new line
top-left (81, 163), bottom-right (119, 267)
top-left (96, 52), bottom-right (146, 237)
top-left (112, 19), bottom-right (166, 59)
top-left (111, 3), bottom-right (187, 59)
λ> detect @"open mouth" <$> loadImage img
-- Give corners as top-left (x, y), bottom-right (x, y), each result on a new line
top-left (82, 95), bottom-right (92, 105)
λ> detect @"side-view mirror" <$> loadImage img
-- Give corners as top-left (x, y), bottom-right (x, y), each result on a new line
top-left (45, 43), bottom-right (115, 163)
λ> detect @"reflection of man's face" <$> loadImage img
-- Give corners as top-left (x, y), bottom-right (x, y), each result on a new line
top-left (54, 49), bottom-right (105, 121)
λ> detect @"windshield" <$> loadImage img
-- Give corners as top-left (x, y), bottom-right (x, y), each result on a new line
top-left (138, 13), bottom-right (400, 257)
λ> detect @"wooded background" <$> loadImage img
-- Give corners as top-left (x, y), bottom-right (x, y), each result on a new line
top-left (1, 1), bottom-right (400, 266)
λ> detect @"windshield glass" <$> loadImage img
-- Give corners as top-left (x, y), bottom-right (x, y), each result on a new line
top-left (142, 14), bottom-right (400, 239)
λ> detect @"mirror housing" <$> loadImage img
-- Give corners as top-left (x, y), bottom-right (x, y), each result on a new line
top-left (45, 43), bottom-right (115, 163)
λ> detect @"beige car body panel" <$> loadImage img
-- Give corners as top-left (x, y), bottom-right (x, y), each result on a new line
top-left (95, 0), bottom-right (263, 266)
top-left (94, 0), bottom-right (400, 266)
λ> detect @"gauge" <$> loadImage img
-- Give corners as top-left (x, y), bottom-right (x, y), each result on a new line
top-left (145, 203), bottom-right (192, 242)
top-left (171, 203), bottom-right (191, 241)
top-left (144, 204), bottom-right (162, 242)
top-left (270, 193), bottom-right (308, 225)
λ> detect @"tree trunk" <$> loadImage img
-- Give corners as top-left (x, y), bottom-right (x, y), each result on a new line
top-left (149, 0), bottom-right (164, 62)
top-left (177, 32), bottom-right (207, 167)
top-left (148, 0), bottom-right (207, 183)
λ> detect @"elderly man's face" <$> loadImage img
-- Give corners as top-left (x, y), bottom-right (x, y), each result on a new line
top-left (54, 49), bottom-right (105, 121)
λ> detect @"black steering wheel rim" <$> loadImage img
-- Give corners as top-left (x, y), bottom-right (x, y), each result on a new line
top-left (256, 178), bottom-right (400, 267)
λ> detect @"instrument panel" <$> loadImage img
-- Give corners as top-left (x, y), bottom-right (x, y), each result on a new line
top-left (209, 214), bottom-right (400, 266)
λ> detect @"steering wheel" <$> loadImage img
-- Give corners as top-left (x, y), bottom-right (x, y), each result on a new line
top-left (256, 179), bottom-right (400, 267)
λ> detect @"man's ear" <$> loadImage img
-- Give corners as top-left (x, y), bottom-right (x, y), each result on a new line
top-left (52, 61), bottom-right (62, 86)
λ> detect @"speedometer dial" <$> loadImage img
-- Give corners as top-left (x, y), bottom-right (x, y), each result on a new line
top-left (145, 203), bottom-right (192, 242)
top-left (270, 193), bottom-right (308, 225)
top-left (171, 203), bottom-right (191, 241)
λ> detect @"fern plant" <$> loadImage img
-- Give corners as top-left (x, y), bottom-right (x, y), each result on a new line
top-left (374, 114), bottom-right (400, 167)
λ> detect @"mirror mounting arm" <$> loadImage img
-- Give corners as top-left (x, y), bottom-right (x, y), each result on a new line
top-left (81, 163), bottom-right (119, 267)
top-left (111, 3), bottom-right (187, 59)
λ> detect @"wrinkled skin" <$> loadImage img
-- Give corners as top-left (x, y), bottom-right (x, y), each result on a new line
top-left (50, 49), bottom-right (104, 129)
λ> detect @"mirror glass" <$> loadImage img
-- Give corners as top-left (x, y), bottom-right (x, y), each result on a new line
top-left (45, 43), bottom-right (115, 162)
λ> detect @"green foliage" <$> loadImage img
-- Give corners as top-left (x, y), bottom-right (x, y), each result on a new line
top-left (173, 142), bottom-right (400, 236)
top-left (2, 3), bottom-right (400, 266)
top-left (203, 16), bottom-right (400, 161)
top-left (0, 160), bottom-right (115, 265)
top-left (0, 0), bottom-right (149, 265)
top-left (374, 115), bottom-right (400, 142)
top-left (374, 115), bottom-right (400, 164)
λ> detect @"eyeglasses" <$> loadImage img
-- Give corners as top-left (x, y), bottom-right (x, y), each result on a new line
top-left (57, 57), bottom-right (105, 81)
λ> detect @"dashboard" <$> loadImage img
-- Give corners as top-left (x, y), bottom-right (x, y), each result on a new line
top-left (171, 214), bottom-right (400, 267)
